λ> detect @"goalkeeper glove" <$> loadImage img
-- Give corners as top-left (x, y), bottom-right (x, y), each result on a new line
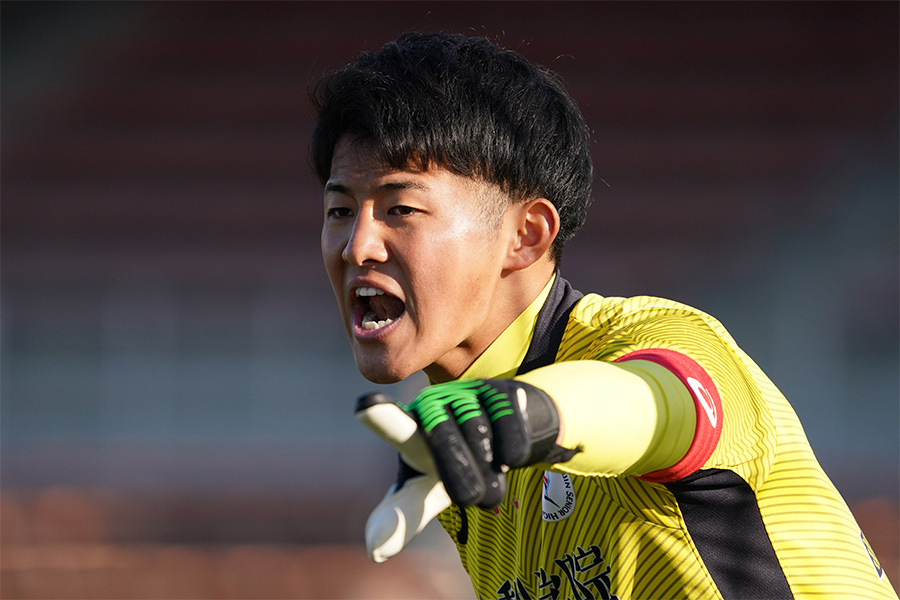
top-left (405, 378), bottom-right (578, 508)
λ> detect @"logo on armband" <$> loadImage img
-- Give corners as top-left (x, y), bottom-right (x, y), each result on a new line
top-left (687, 376), bottom-right (718, 428)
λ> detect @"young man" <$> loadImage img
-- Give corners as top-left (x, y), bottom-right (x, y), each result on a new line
top-left (312, 32), bottom-right (896, 600)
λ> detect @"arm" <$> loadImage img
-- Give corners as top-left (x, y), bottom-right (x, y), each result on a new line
top-left (358, 348), bottom-right (721, 561)
top-left (402, 354), bottom-right (709, 507)
top-left (516, 358), bottom-right (698, 478)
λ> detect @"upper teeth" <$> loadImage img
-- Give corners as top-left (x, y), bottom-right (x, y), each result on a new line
top-left (356, 287), bottom-right (385, 297)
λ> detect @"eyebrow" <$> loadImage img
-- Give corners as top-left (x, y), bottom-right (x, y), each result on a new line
top-left (324, 180), bottom-right (429, 196)
top-left (324, 182), bottom-right (351, 195)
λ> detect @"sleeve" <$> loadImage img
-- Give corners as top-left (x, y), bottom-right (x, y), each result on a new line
top-left (517, 296), bottom-right (776, 487)
top-left (515, 358), bottom-right (704, 479)
top-left (613, 348), bottom-right (722, 482)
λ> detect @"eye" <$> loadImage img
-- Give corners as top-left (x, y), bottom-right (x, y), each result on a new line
top-left (388, 205), bottom-right (418, 217)
top-left (326, 207), bottom-right (354, 219)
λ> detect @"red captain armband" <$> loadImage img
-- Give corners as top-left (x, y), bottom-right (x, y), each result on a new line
top-left (614, 349), bottom-right (723, 483)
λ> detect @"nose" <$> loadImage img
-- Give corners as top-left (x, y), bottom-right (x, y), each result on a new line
top-left (342, 210), bottom-right (389, 266)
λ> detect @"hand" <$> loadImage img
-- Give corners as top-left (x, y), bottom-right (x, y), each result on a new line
top-left (354, 380), bottom-right (577, 562)
top-left (405, 379), bottom-right (577, 508)
top-left (355, 392), bottom-right (450, 563)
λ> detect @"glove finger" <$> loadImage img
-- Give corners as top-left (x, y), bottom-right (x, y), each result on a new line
top-left (491, 382), bottom-right (570, 467)
top-left (356, 396), bottom-right (436, 474)
top-left (457, 414), bottom-right (506, 508)
top-left (491, 414), bottom-right (532, 468)
top-left (427, 420), bottom-right (486, 506)
top-left (483, 384), bottom-right (533, 467)
top-left (365, 471), bottom-right (450, 563)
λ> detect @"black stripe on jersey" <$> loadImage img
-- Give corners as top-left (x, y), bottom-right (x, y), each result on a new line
top-left (517, 274), bottom-right (583, 376)
top-left (665, 469), bottom-right (794, 599)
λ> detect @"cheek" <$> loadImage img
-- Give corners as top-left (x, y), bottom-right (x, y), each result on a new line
top-left (411, 229), bottom-right (499, 306)
top-left (433, 215), bottom-right (498, 259)
top-left (321, 226), bottom-right (346, 266)
top-left (321, 228), bottom-right (339, 260)
top-left (321, 234), bottom-right (346, 294)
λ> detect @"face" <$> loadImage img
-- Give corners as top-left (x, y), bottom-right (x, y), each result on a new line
top-left (321, 138), bottom-right (514, 384)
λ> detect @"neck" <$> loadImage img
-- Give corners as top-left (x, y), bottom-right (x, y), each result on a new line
top-left (423, 261), bottom-right (556, 383)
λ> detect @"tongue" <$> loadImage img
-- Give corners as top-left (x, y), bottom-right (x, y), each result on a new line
top-left (370, 295), bottom-right (405, 320)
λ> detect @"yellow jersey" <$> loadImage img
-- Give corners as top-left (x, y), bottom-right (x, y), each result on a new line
top-left (436, 275), bottom-right (895, 600)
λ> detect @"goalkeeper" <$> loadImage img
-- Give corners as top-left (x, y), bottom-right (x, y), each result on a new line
top-left (311, 31), bottom-right (896, 600)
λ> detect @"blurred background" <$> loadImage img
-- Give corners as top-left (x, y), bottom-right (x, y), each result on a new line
top-left (2, 2), bottom-right (897, 598)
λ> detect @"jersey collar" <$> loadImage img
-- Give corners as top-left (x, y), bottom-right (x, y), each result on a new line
top-left (459, 275), bottom-right (557, 381)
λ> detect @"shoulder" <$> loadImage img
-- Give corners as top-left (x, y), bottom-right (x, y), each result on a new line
top-left (568, 294), bottom-right (733, 342)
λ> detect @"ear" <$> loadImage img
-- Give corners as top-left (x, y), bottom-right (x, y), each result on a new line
top-left (504, 198), bottom-right (560, 271)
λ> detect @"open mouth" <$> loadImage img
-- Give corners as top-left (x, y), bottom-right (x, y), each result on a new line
top-left (355, 287), bottom-right (405, 331)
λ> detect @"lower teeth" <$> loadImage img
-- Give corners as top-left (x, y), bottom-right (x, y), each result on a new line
top-left (362, 314), bottom-right (393, 330)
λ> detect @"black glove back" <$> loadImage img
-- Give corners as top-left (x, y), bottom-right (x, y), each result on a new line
top-left (405, 379), bottom-right (578, 508)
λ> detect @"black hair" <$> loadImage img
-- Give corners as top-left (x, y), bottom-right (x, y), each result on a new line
top-left (310, 31), bottom-right (593, 261)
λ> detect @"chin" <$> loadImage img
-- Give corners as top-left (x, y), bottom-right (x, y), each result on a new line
top-left (354, 356), bottom-right (413, 385)
top-left (361, 371), bottom-right (405, 385)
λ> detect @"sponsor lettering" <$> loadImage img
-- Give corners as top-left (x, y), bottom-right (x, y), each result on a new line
top-left (493, 544), bottom-right (618, 600)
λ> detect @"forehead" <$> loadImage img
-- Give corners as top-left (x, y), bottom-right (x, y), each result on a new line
top-left (327, 137), bottom-right (504, 204)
